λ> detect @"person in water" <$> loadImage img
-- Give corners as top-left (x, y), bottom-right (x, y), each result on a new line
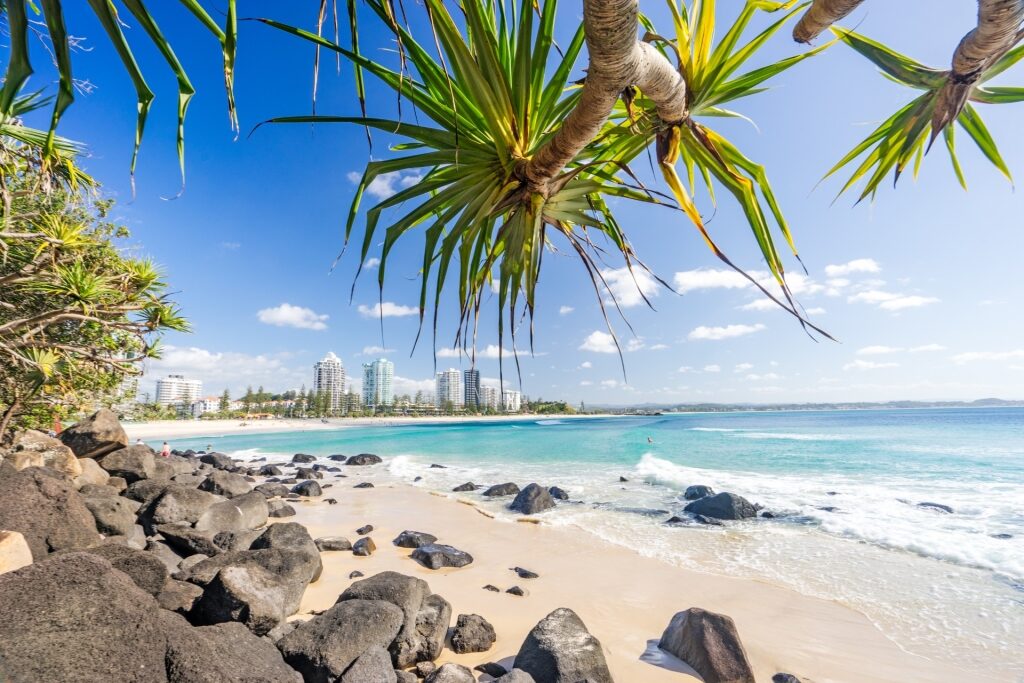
top-left (160, 441), bottom-right (171, 457)
top-left (647, 436), bottom-right (654, 444)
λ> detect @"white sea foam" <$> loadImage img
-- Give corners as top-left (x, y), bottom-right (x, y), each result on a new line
top-left (733, 431), bottom-right (850, 441)
top-left (535, 419), bottom-right (565, 426)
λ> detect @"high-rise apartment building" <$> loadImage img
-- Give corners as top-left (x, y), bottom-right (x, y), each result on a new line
top-left (313, 352), bottom-right (346, 413)
top-left (502, 389), bottom-right (522, 412)
top-left (155, 375), bottom-right (202, 406)
top-left (362, 358), bottom-right (395, 408)
top-left (480, 385), bottom-right (499, 411)
top-left (463, 369), bottom-right (481, 409)
top-left (435, 368), bottom-right (463, 408)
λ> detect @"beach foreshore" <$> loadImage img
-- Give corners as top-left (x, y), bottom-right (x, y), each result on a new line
top-left (287, 482), bottom-right (982, 683)
top-left (124, 413), bottom-right (613, 441)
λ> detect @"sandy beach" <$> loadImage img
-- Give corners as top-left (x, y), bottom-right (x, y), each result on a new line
top-left (124, 414), bottom-right (613, 441)
top-left (283, 481), bottom-right (986, 682)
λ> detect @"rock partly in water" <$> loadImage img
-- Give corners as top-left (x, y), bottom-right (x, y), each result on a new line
top-left (684, 485), bottom-right (715, 501)
top-left (58, 409), bottom-right (127, 459)
top-left (917, 501), bottom-right (954, 514)
top-left (510, 483), bottom-right (556, 515)
top-left (658, 607), bottom-right (755, 683)
top-left (452, 482), bottom-right (477, 492)
top-left (347, 453), bottom-right (383, 466)
top-left (450, 613), bottom-right (496, 654)
top-left (683, 492), bottom-right (757, 520)
top-left (483, 482), bottom-right (520, 497)
top-left (392, 530), bottom-right (438, 548)
top-left (0, 466), bottom-right (101, 559)
top-left (328, 454), bottom-right (348, 462)
top-left (411, 543), bottom-right (474, 569)
top-left (548, 486), bottom-right (569, 501)
top-left (515, 608), bottom-right (613, 683)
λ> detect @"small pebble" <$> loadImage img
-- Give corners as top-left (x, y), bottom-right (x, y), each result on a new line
top-left (511, 566), bottom-right (539, 579)
top-left (482, 585), bottom-right (500, 592)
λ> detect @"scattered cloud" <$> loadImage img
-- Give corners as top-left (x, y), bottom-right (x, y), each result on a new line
top-left (648, 343), bottom-right (670, 351)
top-left (559, 305), bottom-right (574, 315)
top-left (626, 338), bottom-right (646, 352)
top-left (580, 331), bottom-right (619, 354)
top-left (347, 170), bottom-right (423, 200)
top-left (843, 359), bottom-right (900, 371)
top-left (857, 345), bottom-right (903, 355)
top-left (734, 363), bottom-right (754, 372)
top-left (257, 303), bottom-right (329, 331)
top-left (579, 361), bottom-right (593, 369)
top-left (951, 349), bottom-right (1024, 364)
top-left (703, 364), bottom-right (721, 373)
top-left (436, 344), bottom-right (509, 359)
top-left (360, 345), bottom-right (395, 356)
top-left (357, 302), bottom-right (419, 318)
top-left (579, 380), bottom-right (593, 386)
top-left (678, 366), bottom-right (694, 373)
top-left (806, 307), bottom-right (827, 315)
top-left (848, 290), bottom-right (939, 311)
top-left (746, 372), bottom-right (782, 381)
top-left (673, 269), bottom-right (750, 293)
top-left (220, 241), bottom-right (240, 250)
top-left (739, 298), bottom-right (778, 312)
top-left (688, 323), bottom-right (765, 341)
top-left (144, 346), bottom-right (305, 394)
top-left (600, 379), bottom-right (619, 388)
top-left (601, 267), bottom-right (660, 308)
top-left (910, 344), bottom-right (946, 353)
top-left (364, 257), bottom-right (381, 270)
top-left (393, 376), bottom-right (435, 394)
top-left (825, 258), bottom-right (881, 278)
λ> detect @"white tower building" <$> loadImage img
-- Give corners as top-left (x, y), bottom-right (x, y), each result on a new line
top-left (313, 352), bottom-right (346, 413)
top-left (362, 358), bottom-right (395, 408)
top-left (435, 368), bottom-right (464, 408)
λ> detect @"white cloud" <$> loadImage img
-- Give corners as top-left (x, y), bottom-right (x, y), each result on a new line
top-left (347, 170), bottom-right (423, 201)
top-left (601, 267), bottom-right (660, 308)
top-left (648, 343), bottom-right (670, 351)
top-left (843, 359), bottom-right (900, 371)
top-left (909, 344), bottom-right (946, 353)
top-left (806, 307), bottom-right (827, 315)
top-left (435, 344), bottom-right (509, 359)
top-left (688, 323), bottom-right (765, 341)
top-left (580, 331), bottom-right (619, 354)
top-left (559, 305), bottom-right (574, 315)
top-left (746, 372), bottom-right (782, 381)
top-left (364, 257), bottom-right (381, 270)
top-left (144, 346), bottom-right (305, 395)
top-left (739, 298), bottom-right (778, 312)
top-left (579, 380), bottom-right (593, 386)
top-left (357, 302), bottom-right (419, 318)
top-left (678, 366), bottom-right (694, 373)
top-left (825, 258), bottom-right (881, 278)
top-left (394, 376), bottom-right (435, 394)
top-left (734, 363), bottom-right (754, 372)
top-left (626, 338), bottom-right (646, 352)
top-left (673, 269), bottom-right (750, 293)
top-left (256, 303), bottom-right (329, 331)
top-left (951, 349), bottom-right (1024, 364)
top-left (600, 379), bottom-right (619, 388)
top-left (703, 364), bottom-right (721, 373)
top-left (848, 290), bottom-right (939, 311)
top-left (579, 361), bottom-right (593, 369)
top-left (857, 345), bottom-right (903, 355)
top-left (221, 241), bottom-right (240, 250)
top-left (360, 345), bottom-right (395, 355)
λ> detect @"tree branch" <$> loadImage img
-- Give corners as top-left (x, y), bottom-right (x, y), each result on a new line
top-left (793, 0), bottom-right (867, 43)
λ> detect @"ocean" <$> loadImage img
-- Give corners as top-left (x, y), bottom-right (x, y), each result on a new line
top-left (167, 407), bottom-right (1024, 676)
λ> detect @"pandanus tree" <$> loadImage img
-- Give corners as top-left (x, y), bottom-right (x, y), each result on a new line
top-left (1, 0), bottom-right (1023, 364)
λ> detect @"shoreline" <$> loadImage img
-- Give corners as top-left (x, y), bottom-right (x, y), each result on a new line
top-left (287, 480), bottom-right (988, 682)
top-left (123, 413), bottom-right (614, 441)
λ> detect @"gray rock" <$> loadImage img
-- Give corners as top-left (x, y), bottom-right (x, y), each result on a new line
top-left (194, 499), bottom-right (246, 533)
top-left (251, 522), bottom-right (323, 581)
top-left (328, 454), bottom-right (348, 462)
top-left (266, 620), bottom-right (298, 642)
top-left (316, 536), bottom-right (352, 551)
top-left (357, 524), bottom-right (374, 535)
top-left (346, 453), bottom-right (383, 466)
top-left (353, 537), bottom-right (377, 556)
top-left (451, 613), bottom-right (496, 654)
top-left (77, 543), bottom-right (168, 595)
top-left (212, 528), bottom-right (263, 553)
top-left (395, 671), bottom-right (418, 683)
top-left (148, 485), bottom-right (224, 526)
top-left (58, 409), bottom-right (127, 458)
top-left (200, 452), bottom-right (235, 470)
top-left (74, 457), bottom-right (111, 488)
top-left (415, 661), bottom-right (438, 678)
top-left (510, 483), bottom-right (555, 515)
top-left (772, 675), bottom-right (802, 683)
top-left (259, 465), bottom-right (283, 476)
top-left (199, 470), bottom-right (253, 498)
top-left (292, 453), bottom-right (317, 463)
top-left (0, 466), bottom-right (101, 559)
top-left (341, 645), bottom-right (398, 683)
top-left (684, 485), bottom-right (715, 500)
top-left (483, 482), bottom-right (520, 497)
top-left (918, 501), bottom-right (954, 513)
top-left (178, 621), bottom-right (302, 682)
top-left (506, 586), bottom-right (525, 597)
top-left (83, 494), bottom-right (139, 536)
top-left (123, 479), bottom-right (171, 506)
top-left (496, 671), bottom-right (536, 683)
top-left (393, 530), bottom-right (438, 548)
top-left (425, 663), bottom-right (476, 683)
top-left (97, 444), bottom-right (157, 483)
top-left (296, 466), bottom-right (323, 480)
top-left (278, 599), bottom-right (404, 681)
top-left (146, 538), bottom-right (187, 571)
top-left (292, 480), bottom-right (322, 497)
top-left (338, 571), bottom-right (452, 668)
top-left (683, 492), bottom-right (757, 520)
top-left (78, 482), bottom-right (118, 497)
top-left (255, 482), bottom-right (292, 498)
top-left (512, 566), bottom-right (539, 579)
top-left (548, 486), bottom-right (569, 501)
top-left (157, 578), bottom-right (204, 615)
top-left (156, 524), bottom-right (221, 556)
top-left (515, 608), bottom-right (612, 683)
top-left (5, 430), bottom-right (82, 477)
top-left (354, 482), bottom-right (375, 489)
top-left (453, 482), bottom-right (477, 492)
top-left (178, 553), bottom-right (210, 572)
top-left (475, 662), bottom-right (508, 678)
top-left (411, 543), bottom-right (474, 569)
top-left (268, 500), bottom-right (297, 517)
top-left (658, 607), bottom-right (754, 683)
top-left (232, 490), bottom-right (270, 529)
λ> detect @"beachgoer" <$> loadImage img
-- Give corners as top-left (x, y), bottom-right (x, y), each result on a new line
top-left (160, 442), bottom-right (171, 458)
top-left (135, 438), bottom-right (144, 446)
top-left (206, 444), bottom-right (212, 452)
top-left (647, 436), bottom-right (653, 444)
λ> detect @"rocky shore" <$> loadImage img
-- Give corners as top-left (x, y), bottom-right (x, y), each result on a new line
top-left (0, 410), bottom-right (984, 682)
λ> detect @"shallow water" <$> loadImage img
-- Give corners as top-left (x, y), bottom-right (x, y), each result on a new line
top-left (169, 407), bottom-right (1024, 676)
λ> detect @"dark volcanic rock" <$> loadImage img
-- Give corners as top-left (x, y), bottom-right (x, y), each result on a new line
top-left (683, 492), bottom-right (757, 520)
top-left (450, 613), bottom-right (496, 654)
top-left (199, 470), bottom-right (253, 498)
top-left (483, 584), bottom-right (500, 592)
top-left (292, 453), bottom-right (317, 463)
top-left (347, 453), bottom-right (383, 466)
top-left (123, 479), bottom-right (171, 506)
top-left (268, 500), bottom-right (297, 518)
top-left (475, 662), bottom-right (509, 678)
top-left (506, 586), bottom-right (525, 596)
top-left (452, 482), bottom-right (477, 492)
top-left (354, 481), bottom-right (375, 489)
top-left (315, 536), bottom-right (352, 551)
top-left (619, 476), bottom-right (628, 482)
top-left (157, 578), bottom-right (204, 615)
top-left (58, 409), bottom-right (127, 458)
top-left (693, 514), bottom-right (724, 526)
top-left (411, 543), bottom-right (474, 569)
top-left (340, 645), bottom-right (397, 682)
top-left (277, 599), bottom-right (404, 681)
top-left (77, 543), bottom-right (168, 595)
top-left (658, 607), bottom-right (755, 683)
top-left (918, 501), bottom-right (954, 514)
top-left (259, 465), bottom-right (283, 476)
top-left (425, 663), bottom-right (476, 683)
top-left (430, 463), bottom-right (447, 469)
top-left (292, 480), bottom-right (322, 497)
top-left (182, 621), bottom-right (302, 682)
top-left (510, 483), bottom-right (556, 515)
top-left (684, 484), bottom-right (715, 500)
top-left (147, 485), bottom-right (223, 526)
top-left (393, 530), bottom-right (438, 548)
top-left (200, 452), bottom-right (235, 470)
top-left (353, 537), bottom-right (377, 556)
top-left (295, 466), bottom-right (323, 480)
top-left (357, 524), bottom-right (374, 535)
top-left (512, 566), bottom-right (539, 579)
top-left (0, 466), bottom-right (101, 559)
top-left (255, 482), bottom-right (291, 498)
top-left (548, 486), bottom-right (569, 501)
top-left (338, 571), bottom-right (452, 667)
top-left (350, 570), bottom-right (365, 579)
top-left (328, 454), bottom-right (348, 462)
top-left (250, 522), bottom-right (323, 581)
top-left (156, 524), bottom-right (220, 557)
top-left (97, 445), bottom-right (157, 483)
top-left (483, 482), bottom-right (520, 497)
top-left (83, 494), bottom-right (139, 536)
top-left (515, 608), bottom-right (612, 683)
top-left (494, 671), bottom-right (535, 683)
top-left (773, 675), bottom-right (802, 683)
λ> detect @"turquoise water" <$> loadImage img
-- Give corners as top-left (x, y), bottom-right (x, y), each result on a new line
top-left (168, 407), bottom-right (1024, 674)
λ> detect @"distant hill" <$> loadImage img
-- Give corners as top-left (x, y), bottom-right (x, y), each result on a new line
top-left (585, 398), bottom-right (1024, 413)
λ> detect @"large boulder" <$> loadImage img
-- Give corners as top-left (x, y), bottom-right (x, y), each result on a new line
top-left (156, 524), bottom-right (220, 556)
top-left (268, 500), bottom-right (297, 518)
top-left (292, 479), bottom-right (322, 497)
top-left (123, 478), bottom-right (171, 506)
top-left (451, 613), bottom-right (496, 654)
top-left (393, 530), bottom-right (438, 548)
top-left (147, 485), bottom-right (224, 526)
top-left (338, 571), bottom-right (451, 667)
top-left (684, 485), bottom-right (715, 501)
top-left (173, 621), bottom-right (302, 682)
top-left (232, 490), bottom-right (270, 529)
top-left (73, 457), bottom-right (110, 488)
top-left (340, 645), bottom-right (397, 683)
top-left (58, 409), bottom-right (127, 458)
top-left (483, 482), bottom-right (520, 497)
top-left (658, 607), bottom-right (755, 683)
top-left (425, 663), bottom-right (476, 683)
top-left (76, 543), bottom-right (168, 595)
top-left (510, 483), bottom-right (556, 515)
top-left (255, 482), bottom-right (292, 498)
top-left (292, 453), bottom-right (317, 463)
top-left (250, 521), bottom-right (322, 581)
top-left (683, 492), bottom-right (757, 520)
top-left (5, 430), bottom-right (82, 477)
top-left (277, 599), bottom-right (404, 680)
top-left (495, 671), bottom-right (536, 683)
top-left (515, 608), bottom-right (613, 683)
top-left (97, 444), bottom-right (157, 483)
top-left (346, 453), bottom-right (383, 466)
top-left (83, 494), bottom-right (140, 536)
top-left (199, 470), bottom-right (253, 498)
top-left (0, 466), bottom-right (101, 559)
top-left (200, 452), bottom-right (235, 470)
top-left (0, 530), bottom-right (32, 575)
top-left (411, 543), bottom-right (474, 570)
top-left (157, 577), bottom-right (204, 615)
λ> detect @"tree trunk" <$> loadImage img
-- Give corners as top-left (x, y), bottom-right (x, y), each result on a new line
top-left (793, 0), bottom-right (867, 43)
top-left (0, 398), bottom-right (21, 445)
top-left (523, 0), bottom-right (686, 194)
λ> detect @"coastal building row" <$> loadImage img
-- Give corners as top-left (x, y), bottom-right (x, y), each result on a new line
top-left (434, 368), bottom-right (520, 411)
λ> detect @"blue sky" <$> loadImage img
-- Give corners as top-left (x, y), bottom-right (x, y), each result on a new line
top-left (26, 1), bottom-right (1024, 403)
